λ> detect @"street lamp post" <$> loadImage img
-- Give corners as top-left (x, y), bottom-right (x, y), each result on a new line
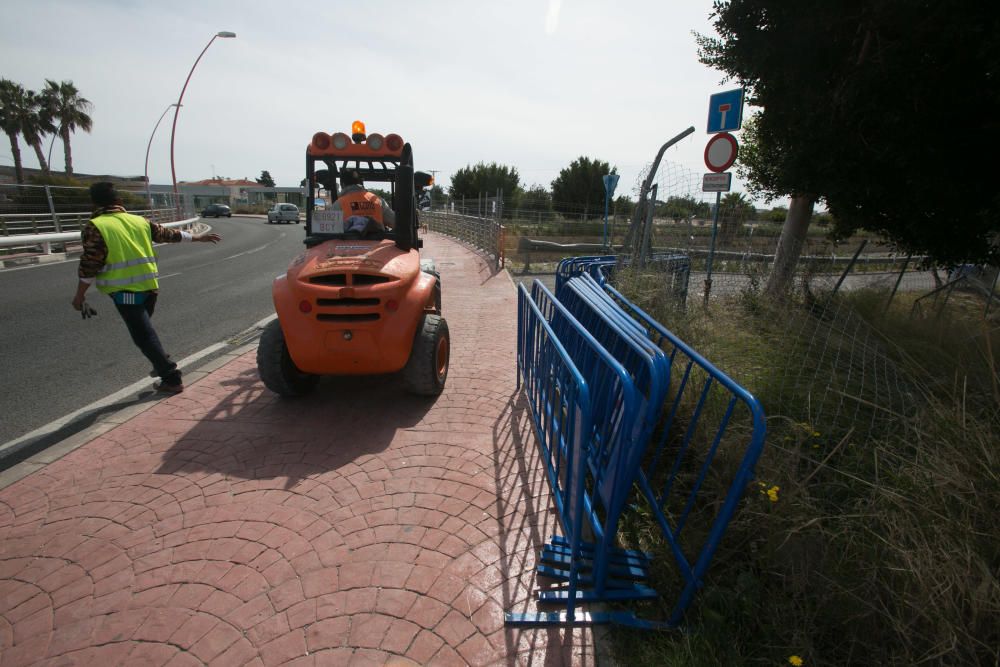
top-left (169, 31), bottom-right (236, 213)
top-left (145, 103), bottom-right (180, 209)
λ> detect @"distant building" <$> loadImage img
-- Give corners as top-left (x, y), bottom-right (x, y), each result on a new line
top-left (0, 167), bottom-right (305, 211)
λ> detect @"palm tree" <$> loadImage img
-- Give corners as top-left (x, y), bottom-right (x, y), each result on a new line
top-left (0, 79), bottom-right (29, 184)
top-left (21, 91), bottom-right (55, 173)
top-left (42, 80), bottom-right (92, 176)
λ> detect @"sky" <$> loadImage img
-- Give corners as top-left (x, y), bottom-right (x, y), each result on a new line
top-left (0, 0), bottom-right (752, 202)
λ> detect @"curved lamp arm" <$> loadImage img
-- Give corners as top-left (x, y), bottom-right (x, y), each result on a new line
top-left (169, 31), bottom-right (236, 208)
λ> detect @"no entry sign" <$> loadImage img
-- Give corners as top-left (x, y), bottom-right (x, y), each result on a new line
top-left (704, 132), bottom-right (739, 173)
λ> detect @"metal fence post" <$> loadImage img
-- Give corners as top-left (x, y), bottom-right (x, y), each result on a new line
top-left (44, 185), bottom-right (62, 233)
top-left (885, 253), bottom-right (913, 311)
top-left (639, 184), bottom-right (657, 267)
top-left (831, 239), bottom-right (868, 296)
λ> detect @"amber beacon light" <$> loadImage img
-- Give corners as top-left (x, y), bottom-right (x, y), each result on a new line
top-left (352, 120), bottom-right (366, 143)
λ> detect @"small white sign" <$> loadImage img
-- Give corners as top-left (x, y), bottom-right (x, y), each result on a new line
top-left (702, 173), bottom-right (732, 192)
top-left (314, 208), bottom-right (344, 234)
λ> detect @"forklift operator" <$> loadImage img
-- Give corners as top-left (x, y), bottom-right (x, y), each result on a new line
top-left (335, 170), bottom-right (396, 234)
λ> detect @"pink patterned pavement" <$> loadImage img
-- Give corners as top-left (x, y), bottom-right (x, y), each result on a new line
top-left (0, 234), bottom-right (603, 666)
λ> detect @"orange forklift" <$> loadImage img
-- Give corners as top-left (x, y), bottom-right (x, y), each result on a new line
top-left (257, 121), bottom-right (448, 396)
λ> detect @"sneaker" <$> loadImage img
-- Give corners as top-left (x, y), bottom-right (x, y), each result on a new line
top-left (155, 381), bottom-right (184, 394)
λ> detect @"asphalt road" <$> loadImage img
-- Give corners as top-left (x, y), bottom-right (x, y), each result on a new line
top-left (0, 215), bottom-right (305, 451)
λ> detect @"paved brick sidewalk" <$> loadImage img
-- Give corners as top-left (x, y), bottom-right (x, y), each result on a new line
top-left (0, 234), bottom-right (602, 666)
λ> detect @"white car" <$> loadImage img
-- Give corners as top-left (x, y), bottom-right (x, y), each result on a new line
top-left (267, 203), bottom-right (300, 224)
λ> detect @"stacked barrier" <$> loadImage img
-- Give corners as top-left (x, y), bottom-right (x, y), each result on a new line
top-left (555, 253), bottom-right (692, 305)
top-left (509, 256), bottom-right (766, 629)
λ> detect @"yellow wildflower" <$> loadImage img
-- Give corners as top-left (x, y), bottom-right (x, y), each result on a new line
top-left (767, 486), bottom-right (780, 502)
top-left (812, 431), bottom-right (820, 437)
top-left (789, 656), bottom-right (804, 666)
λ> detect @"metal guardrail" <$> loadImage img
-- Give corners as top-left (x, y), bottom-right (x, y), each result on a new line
top-left (508, 258), bottom-right (766, 629)
top-left (0, 208), bottom-right (179, 236)
top-left (0, 215), bottom-right (199, 255)
top-left (421, 211), bottom-right (505, 270)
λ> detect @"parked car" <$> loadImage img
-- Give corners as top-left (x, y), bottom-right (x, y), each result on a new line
top-left (201, 204), bottom-right (232, 218)
top-left (267, 203), bottom-right (300, 224)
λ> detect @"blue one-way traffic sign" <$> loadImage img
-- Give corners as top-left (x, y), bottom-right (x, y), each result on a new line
top-left (707, 88), bottom-right (744, 134)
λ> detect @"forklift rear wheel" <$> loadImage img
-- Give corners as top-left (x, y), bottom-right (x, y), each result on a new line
top-left (403, 314), bottom-right (449, 396)
top-left (257, 319), bottom-right (319, 396)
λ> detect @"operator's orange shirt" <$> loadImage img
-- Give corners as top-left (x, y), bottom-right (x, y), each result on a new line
top-left (337, 190), bottom-right (384, 226)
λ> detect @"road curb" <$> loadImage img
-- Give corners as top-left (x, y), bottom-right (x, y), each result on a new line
top-left (0, 341), bottom-right (260, 492)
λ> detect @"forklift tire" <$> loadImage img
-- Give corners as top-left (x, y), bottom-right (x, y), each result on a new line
top-left (403, 314), bottom-right (449, 396)
top-left (257, 319), bottom-right (319, 397)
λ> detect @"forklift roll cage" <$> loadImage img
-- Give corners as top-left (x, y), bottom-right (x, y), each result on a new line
top-left (304, 142), bottom-right (428, 252)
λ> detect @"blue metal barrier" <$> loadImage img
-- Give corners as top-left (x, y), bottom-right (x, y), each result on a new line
top-left (555, 255), bottom-right (617, 291)
top-left (557, 253), bottom-right (692, 304)
top-left (528, 281), bottom-right (665, 603)
top-left (512, 256), bottom-right (767, 629)
top-left (514, 283), bottom-right (648, 625)
top-left (515, 284), bottom-right (591, 622)
top-left (600, 279), bottom-right (767, 627)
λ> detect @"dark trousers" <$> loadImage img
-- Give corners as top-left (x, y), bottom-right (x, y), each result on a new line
top-left (112, 292), bottom-right (181, 384)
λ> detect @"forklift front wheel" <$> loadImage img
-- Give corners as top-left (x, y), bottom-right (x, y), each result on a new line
top-left (257, 319), bottom-right (319, 397)
top-left (403, 314), bottom-right (449, 396)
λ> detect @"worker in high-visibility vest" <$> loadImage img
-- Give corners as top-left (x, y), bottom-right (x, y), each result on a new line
top-left (335, 169), bottom-right (396, 235)
top-left (71, 182), bottom-right (221, 393)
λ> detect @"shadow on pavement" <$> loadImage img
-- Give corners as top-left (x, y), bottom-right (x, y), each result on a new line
top-left (153, 366), bottom-right (437, 490)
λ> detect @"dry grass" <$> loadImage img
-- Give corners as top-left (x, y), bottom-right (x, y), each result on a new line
top-left (606, 275), bottom-right (1000, 666)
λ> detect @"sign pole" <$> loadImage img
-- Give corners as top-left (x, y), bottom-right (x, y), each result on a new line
top-left (704, 191), bottom-right (721, 306)
top-left (603, 192), bottom-right (610, 250)
top-left (601, 174), bottom-right (619, 252)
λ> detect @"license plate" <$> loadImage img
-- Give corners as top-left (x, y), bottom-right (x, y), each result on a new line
top-left (314, 209), bottom-right (344, 234)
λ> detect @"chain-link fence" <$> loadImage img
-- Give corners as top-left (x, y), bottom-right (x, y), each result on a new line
top-left (0, 183), bottom-right (195, 254)
top-left (501, 158), bottom-right (950, 302)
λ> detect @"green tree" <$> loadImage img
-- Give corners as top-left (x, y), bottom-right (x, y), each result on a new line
top-left (41, 80), bottom-right (92, 177)
top-left (659, 195), bottom-right (710, 223)
top-left (256, 170), bottom-right (275, 187)
top-left (519, 184), bottom-right (553, 214)
top-left (698, 0), bottom-right (1000, 292)
top-left (613, 195), bottom-right (636, 218)
top-left (428, 184), bottom-right (446, 205)
top-left (448, 162), bottom-right (521, 209)
top-left (0, 79), bottom-right (30, 184)
top-left (766, 206), bottom-right (788, 223)
top-left (550, 156), bottom-right (615, 216)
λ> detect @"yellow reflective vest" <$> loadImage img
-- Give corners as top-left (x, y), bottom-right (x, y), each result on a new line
top-left (91, 212), bottom-right (159, 294)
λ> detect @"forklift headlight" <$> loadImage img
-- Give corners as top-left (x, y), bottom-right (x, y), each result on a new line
top-left (332, 133), bottom-right (350, 150)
